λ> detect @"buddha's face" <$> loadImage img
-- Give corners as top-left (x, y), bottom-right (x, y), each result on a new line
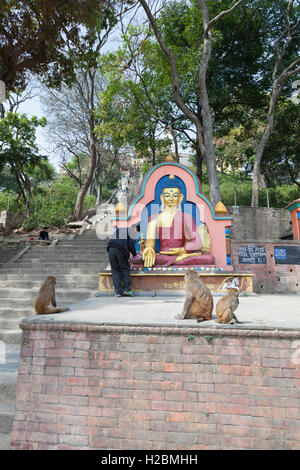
top-left (161, 187), bottom-right (183, 209)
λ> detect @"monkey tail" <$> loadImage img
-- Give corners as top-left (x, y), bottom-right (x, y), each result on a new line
top-left (35, 307), bottom-right (70, 315)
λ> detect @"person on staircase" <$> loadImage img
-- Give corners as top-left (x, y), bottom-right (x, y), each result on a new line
top-left (38, 227), bottom-right (49, 241)
top-left (107, 225), bottom-right (137, 297)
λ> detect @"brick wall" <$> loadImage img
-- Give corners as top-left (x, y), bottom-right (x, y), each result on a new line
top-left (11, 322), bottom-right (300, 450)
top-left (231, 242), bottom-right (300, 294)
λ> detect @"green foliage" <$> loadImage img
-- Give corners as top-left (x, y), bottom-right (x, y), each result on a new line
top-left (0, 112), bottom-right (47, 171)
top-left (200, 172), bottom-right (298, 208)
top-left (0, 0), bottom-right (122, 92)
top-left (204, 335), bottom-right (213, 344)
top-left (13, 177), bottom-right (96, 231)
top-left (96, 34), bottom-right (173, 166)
top-left (83, 195), bottom-right (97, 210)
top-left (261, 101), bottom-right (300, 188)
top-left (0, 166), bottom-right (19, 192)
top-left (0, 191), bottom-right (19, 213)
top-left (141, 162), bottom-right (151, 176)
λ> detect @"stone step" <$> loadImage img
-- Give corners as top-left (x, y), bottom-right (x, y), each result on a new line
top-left (0, 432), bottom-right (11, 450)
top-left (0, 381), bottom-right (17, 399)
top-left (26, 244), bottom-right (107, 249)
top-left (59, 238), bottom-right (105, 243)
top-left (13, 261), bottom-right (104, 266)
top-left (0, 309), bottom-right (34, 318)
top-left (26, 248), bottom-right (108, 254)
top-left (0, 267), bottom-right (105, 274)
top-left (16, 256), bottom-right (107, 262)
top-left (0, 330), bottom-right (22, 344)
top-left (0, 318), bottom-right (31, 330)
top-left (57, 243), bottom-right (108, 247)
top-left (0, 345), bottom-right (20, 380)
top-left (0, 279), bottom-right (98, 289)
top-left (0, 287), bottom-right (96, 297)
top-left (0, 300), bottom-right (74, 309)
top-left (0, 307), bottom-right (72, 320)
top-left (0, 319), bottom-right (23, 330)
top-left (0, 294), bottom-right (94, 308)
top-left (14, 256), bottom-right (105, 262)
top-left (0, 273), bottom-right (99, 280)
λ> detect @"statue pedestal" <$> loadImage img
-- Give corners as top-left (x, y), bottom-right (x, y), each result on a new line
top-left (99, 268), bottom-right (254, 293)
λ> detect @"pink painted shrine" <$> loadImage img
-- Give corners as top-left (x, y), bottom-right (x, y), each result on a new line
top-left (113, 161), bottom-right (232, 271)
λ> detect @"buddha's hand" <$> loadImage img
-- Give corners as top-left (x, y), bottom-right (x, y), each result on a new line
top-left (142, 247), bottom-right (156, 268)
top-left (160, 247), bottom-right (186, 256)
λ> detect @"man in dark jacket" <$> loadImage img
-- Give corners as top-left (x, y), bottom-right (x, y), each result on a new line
top-left (38, 227), bottom-right (49, 241)
top-left (107, 225), bottom-right (137, 297)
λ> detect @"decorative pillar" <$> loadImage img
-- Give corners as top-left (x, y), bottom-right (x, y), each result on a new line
top-left (215, 201), bottom-right (231, 265)
top-left (286, 198), bottom-right (300, 240)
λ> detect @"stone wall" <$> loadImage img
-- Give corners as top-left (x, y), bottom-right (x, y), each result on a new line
top-left (10, 322), bottom-right (300, 450)
top-left (228, 207), bottom-right (291, 242)
top-left (231, 241), bottom-right (300, 294)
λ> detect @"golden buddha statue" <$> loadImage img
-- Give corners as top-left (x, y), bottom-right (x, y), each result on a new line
top-left (132, 175), bottom-right (214, 268)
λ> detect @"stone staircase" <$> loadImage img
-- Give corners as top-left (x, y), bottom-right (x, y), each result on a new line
top-left (0, 228), bottom-right (109, 449)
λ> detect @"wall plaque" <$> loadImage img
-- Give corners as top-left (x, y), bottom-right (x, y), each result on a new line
top-left (238, 245), bottom-right (266, 264)
top-left (274, 246), bottom-right (300, 265)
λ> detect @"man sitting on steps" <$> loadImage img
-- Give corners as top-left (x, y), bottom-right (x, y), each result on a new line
top-left (107, 225), bottom-right (137, 297)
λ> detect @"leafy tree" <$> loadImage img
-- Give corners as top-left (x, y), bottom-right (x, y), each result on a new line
top-left (97, 49), bottom-right (172, 168)
top-left (261, 100), bottom-right (300, 191)
top-left (0, 111), bottom-right (47, 213)
top-left (138, 0), bottom-right (252, 205)
top-left (102, 1), bottom-right (293, 198)
top-left (0, 165), bottom-right (19, 192)
top-left (0, 0), bottom-right (121, 93)
top-left (251, 0), bottom-right (300, 206)
top-left (39, 1), bottom-right (136, 220)
top-left (21, 177), bottom-right (96, 231)
top-left (131, 0), bottom-right (299, 206)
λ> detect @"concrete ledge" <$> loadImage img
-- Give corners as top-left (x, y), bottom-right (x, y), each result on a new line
top-left (18, 294), bottom-right (300, 331)
top-left (19, 319), bottom-right (300, 339)
top-left (95, 291), bottom-right (258, 298)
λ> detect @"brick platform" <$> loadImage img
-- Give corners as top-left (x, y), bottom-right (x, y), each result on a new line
top-left (10, 320), bottom-right (300, 450)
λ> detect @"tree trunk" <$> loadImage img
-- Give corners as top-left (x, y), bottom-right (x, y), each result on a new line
top-left (195, 142), bottom-right (203, 191)
top-left (251, 90), bottom-right (277, 207)
top-left (197, 1), bottom-right (222, 206)
top-left (139, 0), bottom-right (246, 207)
top-left (73, 130), bottom-right (97, 220)
top-left (151, 146), bottom-right (156, 167)
top-left (96, 181), bottom-right (102, 206)
top-left (169, 125), bottom-right (180, 162)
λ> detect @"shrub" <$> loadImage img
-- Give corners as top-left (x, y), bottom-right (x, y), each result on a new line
top-left (0, 191), bottom-right (20, 214)
top-left (21, 178), bottom-right (96, 231)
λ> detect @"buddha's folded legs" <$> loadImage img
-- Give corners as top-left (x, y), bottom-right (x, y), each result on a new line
top-left (131, 253), bottom-right (215, 267)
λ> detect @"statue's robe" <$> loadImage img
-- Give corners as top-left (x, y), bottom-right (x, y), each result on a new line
top-left (131, 211), bottom-right (215, 267)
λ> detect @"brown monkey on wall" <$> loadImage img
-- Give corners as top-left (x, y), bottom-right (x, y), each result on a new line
top-left (175, 269), bottom-right (213, 322)
top-left (34, 276), bottom-right (70, 315)
top-left (216, 287), bottom-right (240, 324)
